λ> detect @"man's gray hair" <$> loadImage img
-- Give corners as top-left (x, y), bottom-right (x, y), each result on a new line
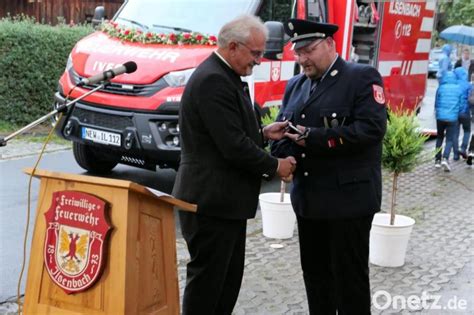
top-left (217, 15), bottom-right (268, 48)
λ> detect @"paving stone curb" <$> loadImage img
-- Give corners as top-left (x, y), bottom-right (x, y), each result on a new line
top-left (0, 139), bottom-right (71, 161)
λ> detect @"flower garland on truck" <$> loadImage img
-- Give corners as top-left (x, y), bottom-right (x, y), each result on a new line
top-left (100, 21), bottom-right (218, 45)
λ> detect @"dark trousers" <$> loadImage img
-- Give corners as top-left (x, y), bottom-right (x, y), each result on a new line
top-left (469, 133), bottom-right (474, 152)
top-left (453, 115), bottom-right (472, 157)
top-left (297, 214), bottom-right (374, 315)
top-left (179, 211), bottom-right (247, 315)
top-left (435, 120), bottom-right (456, 160)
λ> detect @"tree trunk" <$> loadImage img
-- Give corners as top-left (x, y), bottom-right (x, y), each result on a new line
top-left (390, 172), bottom-right (399, 225)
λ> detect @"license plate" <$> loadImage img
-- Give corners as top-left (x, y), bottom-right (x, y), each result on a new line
top-left (82, 127), bottom-right (121, 146)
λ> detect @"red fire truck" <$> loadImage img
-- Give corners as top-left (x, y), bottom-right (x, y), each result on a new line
top-left (54, 0), bottom-right (436, 173)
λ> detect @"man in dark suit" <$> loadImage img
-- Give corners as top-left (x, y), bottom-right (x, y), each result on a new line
top-left (172, 15), bottom-right (296, 315)
top-left (454, 47), bottom-right (474, 81)
top-left (271, 19), bottom-right (387, 314)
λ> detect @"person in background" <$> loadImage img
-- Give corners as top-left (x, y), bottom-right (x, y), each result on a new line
top-left (452, 67), bottom-right (472, 160)
top-left (467, 73), bottom-right (474, 166)
top-left (454, 47), bottom-right (474, 80)
top-left (434, 71), bottom-right (462, 171)
top-left (466, 136), bottom-right (474, 166)
top-left (172, 15), bottom-right (296, 315)
top-left (271, 19), bottom-right (387, 314)
top-left (437, 44), bottom-right (453, 81)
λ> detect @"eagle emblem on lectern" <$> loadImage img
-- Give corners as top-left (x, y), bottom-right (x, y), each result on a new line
top-left (58, 227), bottom-right (89, 274)
top-left (44, 191), bottom-right (111, 294)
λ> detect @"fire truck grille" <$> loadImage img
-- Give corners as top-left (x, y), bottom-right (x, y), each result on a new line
top-left (72, 107), bottom-right (133, 130)
top-left (69, 69), bottom-right (168, 96)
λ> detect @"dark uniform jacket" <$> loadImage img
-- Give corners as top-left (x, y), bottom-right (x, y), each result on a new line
top-left (173, 53), bottom-right (278, 220)
top-left (272, 57), bottom-right (387, 219)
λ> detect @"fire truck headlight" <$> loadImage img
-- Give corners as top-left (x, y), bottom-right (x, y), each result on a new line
top-left (163, 68), bottom-right (196, 87)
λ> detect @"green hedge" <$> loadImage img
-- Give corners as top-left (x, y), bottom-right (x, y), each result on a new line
top-left (0, 16), bottom-right (94, 126)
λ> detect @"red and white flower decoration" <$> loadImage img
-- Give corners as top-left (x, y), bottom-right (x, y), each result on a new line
top-left (101, 21), bottom-right (217, 46)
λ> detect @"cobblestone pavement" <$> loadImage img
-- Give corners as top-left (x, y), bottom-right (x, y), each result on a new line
top-left (177, 146), bottom-right (473, 314)
top-left (1, 143), bottom-right (472, 314)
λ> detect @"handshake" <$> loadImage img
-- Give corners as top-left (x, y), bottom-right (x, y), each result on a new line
top-left (263, 121), bottom-right (299, 182)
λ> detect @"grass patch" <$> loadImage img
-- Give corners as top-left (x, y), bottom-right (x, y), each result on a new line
top-left (0, 121), bottom-right (18, 133)
top-left (16, 134), bottom-right (71, 145)
top-left (0, 120), bottom-right (71, 145)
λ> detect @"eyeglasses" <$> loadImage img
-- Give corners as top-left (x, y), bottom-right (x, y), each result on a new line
top-left (238, 42), bottom-right (264, 59)
top-left (294, 39), bottom-right (326, 58)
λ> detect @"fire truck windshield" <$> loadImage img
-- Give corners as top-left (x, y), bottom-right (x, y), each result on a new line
top-left (115, 0), bottom-right (262, 34)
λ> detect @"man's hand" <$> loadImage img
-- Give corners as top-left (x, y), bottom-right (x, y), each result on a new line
top-left (263, 121), bottom-right (289, 140)
top-left (277, 156), bottom-right (296, 179)
top-left (281, 174), bottom-right (293, 183)
top-left (285, 124), bottom-right (307, 147)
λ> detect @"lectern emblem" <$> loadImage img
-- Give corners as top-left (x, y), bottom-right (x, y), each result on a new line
top-left (44, 191), bottom-right (111, 294)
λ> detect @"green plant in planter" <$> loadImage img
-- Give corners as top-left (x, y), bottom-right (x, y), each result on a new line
top-left (261, 106), bottom-right (288, 201)
top-left (261, 106), bottom-right (280, 126)
top-left (382, 109), bottom-right (429, 225)
top-left (261, 106), bottom-right (280, 154)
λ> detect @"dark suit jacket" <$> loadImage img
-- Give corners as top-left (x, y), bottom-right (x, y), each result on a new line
top-left (272, 57), bottom-right (387, 219)
top-left (172, 53), bottom-right (278, 219)
top-left (454, 58), bottom-right (474, 81)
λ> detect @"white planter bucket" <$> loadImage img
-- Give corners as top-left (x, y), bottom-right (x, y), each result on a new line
top-left (370, 213), bottom-right (415, 267)
top-left (259, 193), bottom-right (296, 239)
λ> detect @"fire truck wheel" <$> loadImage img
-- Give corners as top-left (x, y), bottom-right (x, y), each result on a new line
top-left (73, 142), bottom-right (118, 174)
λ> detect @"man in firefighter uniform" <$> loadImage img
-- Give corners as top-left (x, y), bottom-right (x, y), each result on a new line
top-left (271, 19), bottom-right (387, 314)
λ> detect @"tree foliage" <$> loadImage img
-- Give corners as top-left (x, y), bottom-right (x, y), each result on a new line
top-left (382, 110), bottom-right (429, 175)
top-left (438, 0), bottom-right (474, 30)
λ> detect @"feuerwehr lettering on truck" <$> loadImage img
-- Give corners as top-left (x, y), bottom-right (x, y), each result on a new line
top-left (76, 34), bottom-right (181, 63)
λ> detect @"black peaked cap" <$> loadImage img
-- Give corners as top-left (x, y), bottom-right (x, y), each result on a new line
top-left (284, 19), bottom-right (339, 49)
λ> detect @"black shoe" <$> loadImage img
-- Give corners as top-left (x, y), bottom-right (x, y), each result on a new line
top-left (467, 153), bottom-right (473, 166)
top-left (459, 151), bottom-right (468, 159)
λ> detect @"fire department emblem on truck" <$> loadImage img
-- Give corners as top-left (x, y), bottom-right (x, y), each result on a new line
top-left (271, 61), bottom-right (281, 82)
top-left (44, 191), bottom-right (111, 294)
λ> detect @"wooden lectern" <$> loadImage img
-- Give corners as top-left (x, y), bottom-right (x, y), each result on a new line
top-left (23, 168), bottom-right (196, 315)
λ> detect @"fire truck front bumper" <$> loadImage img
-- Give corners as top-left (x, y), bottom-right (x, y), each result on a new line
top-left (53, 92), bottom-right (181, 170)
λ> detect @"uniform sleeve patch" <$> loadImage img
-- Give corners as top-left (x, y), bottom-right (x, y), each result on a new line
top-left (372, 84), bottom-right (385, 105)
